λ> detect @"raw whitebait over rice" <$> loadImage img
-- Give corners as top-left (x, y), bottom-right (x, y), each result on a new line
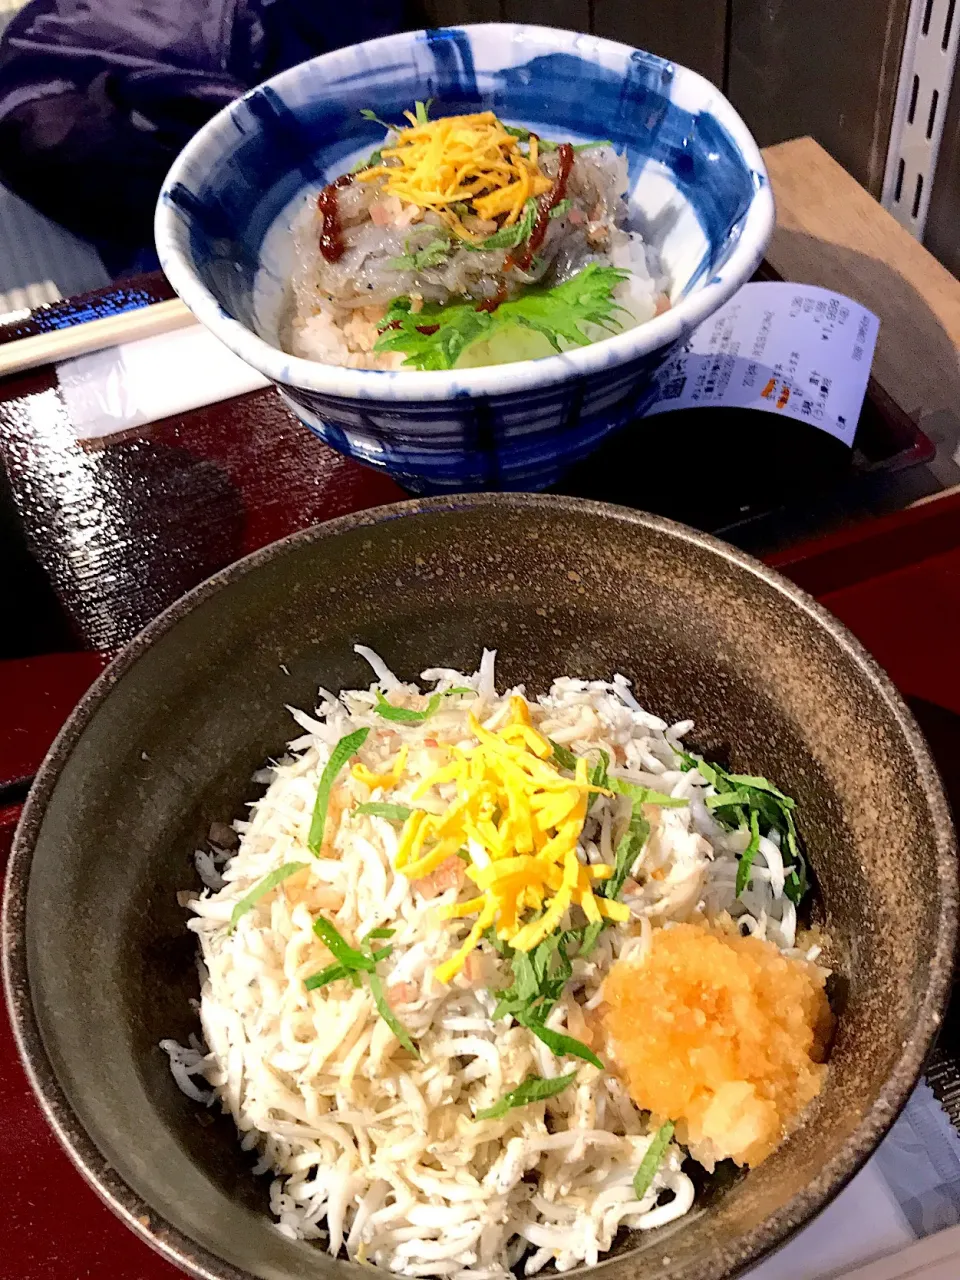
top-left (285, 104), bottom-right (670, 371)
top-left (169, 649), bottom-right (834, 1277)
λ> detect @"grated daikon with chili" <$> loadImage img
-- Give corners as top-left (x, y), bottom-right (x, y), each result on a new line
top-left (602, 921), bottom-right (834, 1167)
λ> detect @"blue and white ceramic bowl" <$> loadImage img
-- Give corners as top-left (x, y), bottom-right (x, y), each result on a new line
top-left (156, 24), bottom-right (774, 493)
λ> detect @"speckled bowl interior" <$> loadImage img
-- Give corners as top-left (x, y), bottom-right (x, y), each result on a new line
top-left (4, 495), bottom-right (956, 1280)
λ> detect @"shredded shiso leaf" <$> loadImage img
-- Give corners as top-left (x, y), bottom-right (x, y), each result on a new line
top-left (228, 862), bottom-right (307, 933)
top-left (308, 728), bottom-right (370, 852)
top-left (474, 1071), bottom-right (578, 1121)
top-left (374, 264), bottom-right (630, 371)
top-left (633, 1121), bottom-right (675, 1198)
top-left (307, 919), bottom-right (417, 1052)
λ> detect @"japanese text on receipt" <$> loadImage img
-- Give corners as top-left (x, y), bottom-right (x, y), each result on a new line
top-left (644, 283), bottom-right (879, 447)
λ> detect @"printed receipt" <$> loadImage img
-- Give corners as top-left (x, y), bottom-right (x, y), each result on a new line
top-left (644, 283), bottom-right (880, 447)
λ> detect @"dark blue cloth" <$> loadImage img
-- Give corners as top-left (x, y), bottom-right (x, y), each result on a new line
top-left (0, 0), bottom-right (408, 273)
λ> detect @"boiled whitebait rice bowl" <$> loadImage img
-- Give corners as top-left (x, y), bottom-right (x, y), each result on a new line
top-left (165, 649), bottom-right (834, 1277)
top-left (286, 104), bottom-right (669, 371)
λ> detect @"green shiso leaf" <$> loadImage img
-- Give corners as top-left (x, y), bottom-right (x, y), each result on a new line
top-left (373, 264), bottom-right (630, 372)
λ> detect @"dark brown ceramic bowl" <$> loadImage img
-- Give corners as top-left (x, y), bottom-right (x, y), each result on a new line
top-left (3, 494), bottom-right (957, 1280)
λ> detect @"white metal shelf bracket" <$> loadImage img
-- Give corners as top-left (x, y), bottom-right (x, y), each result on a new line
top-left (882, 0), bottom-right (960, 236)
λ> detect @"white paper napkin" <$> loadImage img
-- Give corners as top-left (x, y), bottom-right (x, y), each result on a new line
top-left (750, 1081), bottom-right (960, 1278)
top-left (56, 323), bottom-right (269, 439)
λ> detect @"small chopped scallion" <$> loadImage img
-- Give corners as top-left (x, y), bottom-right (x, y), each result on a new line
top-left (522, 1019), bottom-right (603, 1069)
top-left (735, 808), bottom-right (762, 897)
top-left (678, 751), bottom-right (806, 904)
top-left (373, 686), bottom-right (473, 723)
top-left (548, 739), bottom-right (578, 772)
top-left (308, 727), bottom-right (370, 854)
top-left (633, 1121), bottom-right (675, 1199)
top-left (313, 915), bottom-right (377, 972)
top-left (369, 970), bottom-right (418, 1054)
top-left (474, 1072), bottom-right (577, 1121)
top-left (359, 107), bottom-right (398, 131)
top-left (356, 802), bottom-right (413, 821)
top-left (374, 690), bottom-right (440, 722)
top-left (305, 918), bottom-right (415, 1051)
top-left (589, 748), bottom-right (610, 789)
top-left (228, 862), bottom-right (307, 933)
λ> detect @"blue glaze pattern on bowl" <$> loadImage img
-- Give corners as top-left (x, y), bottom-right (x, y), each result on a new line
top-left (155, 24), bottom-right (774, 494)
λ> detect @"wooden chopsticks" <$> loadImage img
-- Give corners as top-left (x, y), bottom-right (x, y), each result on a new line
top-left (0, 297), bottom-right (196, 379)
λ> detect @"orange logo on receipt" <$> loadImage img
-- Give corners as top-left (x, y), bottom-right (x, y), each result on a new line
top-left (760, 377), bottom-right (791, 410)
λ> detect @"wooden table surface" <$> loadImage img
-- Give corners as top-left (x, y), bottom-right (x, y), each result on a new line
top-left (763, 137), bottom-right (960, 490)
top-left (3, 136), bottom-right (960, 1280)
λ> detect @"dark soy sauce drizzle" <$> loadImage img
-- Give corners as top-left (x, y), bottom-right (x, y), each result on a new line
top-left (476, 283), bottom-right (508, 314)
top-left (317, 174), bottom-right (353, 263)
top-left (473, 143), bottom-right (574, 316)
top-left (506, 142), bottom-right (575, 274)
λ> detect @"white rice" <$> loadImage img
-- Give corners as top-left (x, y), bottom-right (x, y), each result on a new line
top-left (168, 650), bottom-right (811, 1276)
